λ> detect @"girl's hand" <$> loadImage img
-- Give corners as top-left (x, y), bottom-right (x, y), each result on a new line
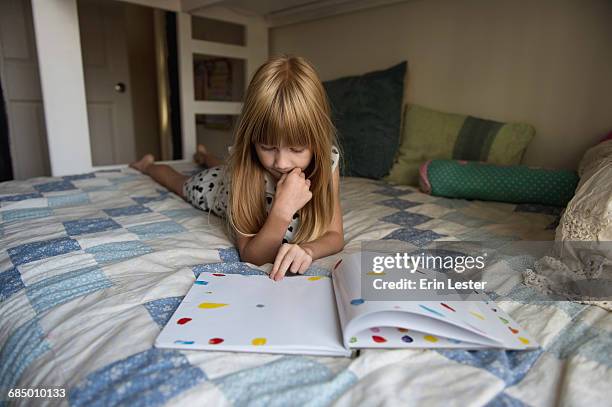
top-left (270, 244), bottom-right (313, 281)
top-left (271, 168), bottom-right (312, 220)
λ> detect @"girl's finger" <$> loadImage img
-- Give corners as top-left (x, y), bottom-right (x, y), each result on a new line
top-left (290, 253), bottom-right (304, 273)
top-left (298, 259), bottom-right (310, 274)
top-left (278, 172), bottom-right (288, 184)
top-left (305, 179), bottom-right (311, 187)
top-left (277, 250), bottom-right (297, 280)
top-left (271, 244), bottom-right (290, 279)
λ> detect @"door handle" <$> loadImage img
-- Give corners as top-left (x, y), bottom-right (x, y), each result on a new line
top-left (114, 82), bottom-right (126, 93)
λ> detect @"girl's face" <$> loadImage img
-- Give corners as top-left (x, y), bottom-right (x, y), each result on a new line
top-left (254, 143), bottom-right (313, 180)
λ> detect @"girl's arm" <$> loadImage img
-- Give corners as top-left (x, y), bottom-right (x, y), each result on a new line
top-left (236, 168), bottom-right (312, 266)
top-left (270, 166), bottom-right (344, 280)
top-left (235, 211), bottom-right (291, 266)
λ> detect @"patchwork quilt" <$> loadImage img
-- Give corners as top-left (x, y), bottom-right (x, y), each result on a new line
top-left (1, 164), bottom-right (610, 406)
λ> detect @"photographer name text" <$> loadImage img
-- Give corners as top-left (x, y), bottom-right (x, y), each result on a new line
top-left (372, 278), bottom-right (487, 291)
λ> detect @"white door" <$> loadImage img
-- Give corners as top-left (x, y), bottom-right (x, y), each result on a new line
top-left (78, 0), bottom-right (136, 166)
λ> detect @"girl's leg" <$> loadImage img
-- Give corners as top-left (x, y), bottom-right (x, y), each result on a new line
top-left (193, 144), bottom-right (224, 167)
top-left (130, 154), bottom-right (188, 198)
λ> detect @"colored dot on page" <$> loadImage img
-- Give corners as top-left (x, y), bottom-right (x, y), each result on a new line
top-left (372, 335), bottom-right (387, 343)
top-left (198, 302), bottom-right (228, 309)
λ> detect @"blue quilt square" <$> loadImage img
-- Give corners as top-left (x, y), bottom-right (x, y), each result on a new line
top-left (144, 296), bottom-right (184, 328)
top-left (378, 198), bottom-right (421, 210)
top-left (85, 241), bottom-right (153, 264)
top-left (0, 267), bottom-right (25, 302)
top-left (62, 173), bottom-right (96, 181)
top-left (485, 392), bottom-right (527, 407)
top-left (219, 247), bottom-right (240, 262)
top-left (547, 321), bottom-right (612, 365)
top-left (127, 221), bottom-right (186, 239)
top-left (95, 169), bottom-right (121, 173)
top-left (8, 236), bottom-right (81, 266)
top-left (81, 184), bottom-right (118, 193)
top-left (213, 355), bottom-right (356, 407)
top-left (132, 191), bottom-right (170, 205)
top-left (63, 217), bottom-right (121, 236)
top-left (26, 265), bottom-right (113, 314)
top-left (437, 349), bottom-right (543, 386)
top-left (69, 348), bottom-right (206, 407)
top-left (0, 192), bottom-right (43, 202)
top-left (103, 205), bottom-right (152, 217)
top-left (1, 208), bottom-right (53, 222)
top-left (160, 208), bottom-right (200, 220)
top-left (380, 211), bottom-right (431, 227)
top-left (109, 174), bottom-right (138, 184)
top-left (48, 192), bottom-right (90, 208)
top-left (33, 180), bottom-right (77, 193)
top-left (0, 317), bottom-right (51, 394)
top-left (383, 228), bottom-right (445, 247)
top-left (192, 262), bottom-right (266, 278)
top-left (373, 187), bottom-right (408, 197)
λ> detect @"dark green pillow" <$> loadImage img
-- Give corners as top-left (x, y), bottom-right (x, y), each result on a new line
top-left (323, 61), bottom-right (406, 179)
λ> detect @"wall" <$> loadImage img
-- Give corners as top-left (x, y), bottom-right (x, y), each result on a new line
top-left (270, 0), bottom-right (612, 170)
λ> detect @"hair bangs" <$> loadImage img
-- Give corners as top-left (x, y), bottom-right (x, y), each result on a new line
top-left (251, 85), bottom-right (318, 149)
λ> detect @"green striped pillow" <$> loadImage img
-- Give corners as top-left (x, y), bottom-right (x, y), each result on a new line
top-left (386, 104), bottom-right (535, 185)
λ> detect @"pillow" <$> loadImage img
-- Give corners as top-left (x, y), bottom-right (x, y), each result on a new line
top-left (419, 159), bottom-right (578, 207)
top-left (525, 139), bottom-right (612, 312)
top-left (556, 139), bottom-right (612, 241)
top-left (386, 104), bottom-right (535, 186)
top-left (323, 61), bottom-right (406, 179)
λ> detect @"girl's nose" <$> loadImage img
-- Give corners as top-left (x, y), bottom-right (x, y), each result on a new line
top-left (274, 151), bottom-right (291, 171)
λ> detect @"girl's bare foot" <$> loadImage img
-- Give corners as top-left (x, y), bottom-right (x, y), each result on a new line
top-left (193, 144), bottom-right (208, 166)
top-left (130, 154), bottom-right (154, 173)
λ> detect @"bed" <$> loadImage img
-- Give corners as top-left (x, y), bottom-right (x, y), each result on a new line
top-left (1, 163), bottom-right (610, 406)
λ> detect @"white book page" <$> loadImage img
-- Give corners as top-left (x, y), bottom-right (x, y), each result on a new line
top-left (332, 252), bottom-right (538, 349)
top-left (155, 272), bottom-right (350, 357)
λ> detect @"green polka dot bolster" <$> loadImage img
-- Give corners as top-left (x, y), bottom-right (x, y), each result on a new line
top-left (419, 159), bottom-right (579, 207)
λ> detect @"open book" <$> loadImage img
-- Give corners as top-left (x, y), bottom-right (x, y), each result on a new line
top-left (155, 252), bottom-right (538, 357)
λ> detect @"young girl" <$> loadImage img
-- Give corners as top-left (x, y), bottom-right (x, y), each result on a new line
top-left (130, 55), bottom-right (344, 281)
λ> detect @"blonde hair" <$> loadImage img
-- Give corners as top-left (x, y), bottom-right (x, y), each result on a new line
top-left (224, 55), bottom-right (338, 244)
